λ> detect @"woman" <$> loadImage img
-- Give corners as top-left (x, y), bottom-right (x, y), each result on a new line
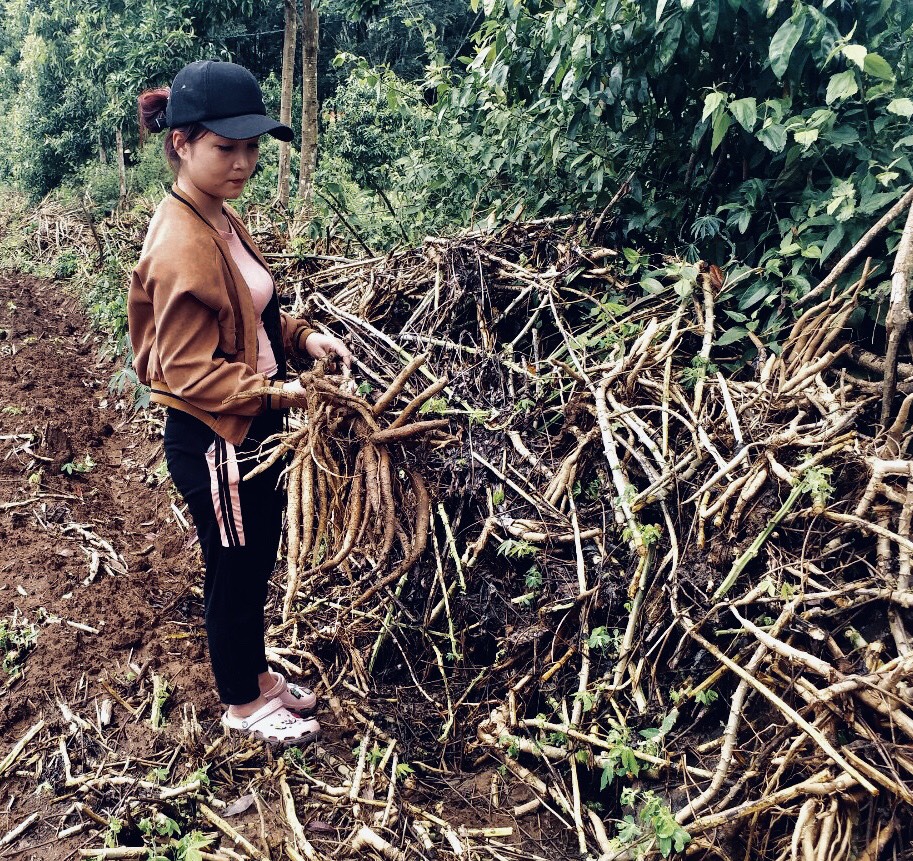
top-left (129, 59), bottom-right (350, 744)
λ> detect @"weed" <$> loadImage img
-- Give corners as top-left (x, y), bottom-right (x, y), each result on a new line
top-left (587, 626), bottom-right (615, 652)
top-left (574, 690), bottom-right (596, 712)
top-left (103, 817), bottom-right (123, 848)
top-left (138, 812), bottom-right (213, 861)
top-left (0, 614), bottom-right (38, 674)
top-left (395, 761), bottom-right (415, 778)
top-left (497, 538), bottom-right (537, 559)
top-left (524, 565), bottom-right (543, 590)
top-left (53, 250), bottom-right (80, 279)
top-left (680, 355), bottom-right (718, 389)
top-left (467, 407), bottom-right (493, 425)
top-left (694, 688), bottom-right (719, 706)
top-left (611, 790), bottom-right (690, 858)
top-left (500, 733), bottom-right (521, 759)
top-left (62, 454), bottom-right (96, 475)
top-left (419, 396), bottom-right (448, 415)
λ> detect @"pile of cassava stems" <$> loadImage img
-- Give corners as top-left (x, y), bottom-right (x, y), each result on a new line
top-left (254, 201), bottom-right (913, 860)
top-left (16, 193), bottom-right (913, 860)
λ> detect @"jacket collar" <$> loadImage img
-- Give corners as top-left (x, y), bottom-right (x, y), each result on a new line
top-left (168, 184), bottom-right (270, 272)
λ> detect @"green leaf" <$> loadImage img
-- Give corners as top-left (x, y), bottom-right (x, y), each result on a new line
top-left (698, 0), bottom-right (719, 42)
top-left (560, 67), bottom-right (577, 100)
top-left (768, 15), bottom-right (804, 79)
top-left (841, 44), bottom-right (867, 70)
top-left (738, 284), bottom-right (771, 310)
top-left (729, 97), bottom-right (757, 131)
top-left (702, 90), bottom-right (727, 122)
top-left (826, 70), bottom-right (859, 105)
top-left (654, 17), bottom-right (682, 71)
top-left (711, 111), bottom-right (731, 152)
top-left (820, 225), bottom-right (845, 263)
top-left (756, 122), bottom-right (787, 152)
top-left (794, 128), bottom-right (819, 149)
top-left (823, 124), bottom-right (859, 146)
top-left (717, 325), bottom-right (747, 346)
top-left (863, 53), bottom-right (894, 80)
top-left (542, 51), bottom-right (563, 87)
top-left (887, 98), bottom-right (913, 119)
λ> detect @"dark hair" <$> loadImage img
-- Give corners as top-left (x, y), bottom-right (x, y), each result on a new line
top-left (137, 87), bottom-right (207, 173)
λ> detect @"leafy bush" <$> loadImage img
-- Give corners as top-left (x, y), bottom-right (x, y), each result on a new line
top-left (71, 161), bottom-right (122, 219)
top-left (359, 0), bottom-right (912, 348)
top-left (312, 67), bottom-right (481, 247)
top-left (129, 141), bottom-right (173, 201)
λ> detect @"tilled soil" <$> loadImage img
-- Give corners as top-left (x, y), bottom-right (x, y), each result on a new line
top-left (0, 274), bottom-right (550, 861)
top-left (0, 274), bottom-right (220, 858)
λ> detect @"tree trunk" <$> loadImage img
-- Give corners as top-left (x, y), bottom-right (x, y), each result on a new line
top-left (298, 0), bottom-right (319, 202)
top-left (115, 127), bottom-right (127, 206)
top-left (277, 0), bottom-right (297, 208)
top-left (882, 199), bottom-right (913, 427)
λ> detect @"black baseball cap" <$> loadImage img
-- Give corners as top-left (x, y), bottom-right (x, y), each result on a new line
top-left (165, 60), bottom-right (293, 142)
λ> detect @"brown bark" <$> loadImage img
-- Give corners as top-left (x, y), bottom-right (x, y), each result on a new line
top-left (298, 0), bottom-right (318, 202)
top-left (277, 0), bottom-right (297, 208)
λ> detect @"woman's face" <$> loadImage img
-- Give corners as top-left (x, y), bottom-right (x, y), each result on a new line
top-left (173, 131), bottom-right (260, 203)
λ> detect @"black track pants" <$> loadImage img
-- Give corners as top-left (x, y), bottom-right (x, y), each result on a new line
top-left (164, 408), bottom-right (285, 705)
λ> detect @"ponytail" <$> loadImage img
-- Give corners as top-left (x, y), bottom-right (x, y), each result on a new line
top-left (138, 88), bottom-right (169, 135)
top-left (137, 86), bottom-right (207, 173)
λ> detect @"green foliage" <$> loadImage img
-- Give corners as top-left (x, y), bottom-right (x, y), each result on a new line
top-left (139, 812), bottom-right (213, 861)
top-left (612, 790), bottom-right (691, 858)
top-left (524, 564), bottom-right (542, 590)
top-left (587, 625), bottom-right (615, 652)
top-left (409, 0), bottom-right (913, 339)
top-left (61, 454), bottom-right (96, 475)
top-left (497, 538), bottom-right (538, 559)
top-left (598, 724), bottom-right (641, 788)
top-left (0, 0), bottom-right (199, 199)
top-left (53, 250), bottom-right (80, 279)
top-left (0, 614), bottom-right (38, 674)
top-left (130, 141), bottom-right (174, 200)
top-left (694, 688), bottom-right (719, 706)
top-left (312, 67), bottom-right (478, 247)
top-left (322, 0), bottom-right (477, 85)
top-left (419, 395), bottom-right (450, 415)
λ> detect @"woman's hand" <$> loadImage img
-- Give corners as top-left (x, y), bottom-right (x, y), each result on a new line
top-left (305, 332), bottom-right (352, 368)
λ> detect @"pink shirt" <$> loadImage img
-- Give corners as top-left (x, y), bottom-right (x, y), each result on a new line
top-left (218, 224), bottom-right (278, 377)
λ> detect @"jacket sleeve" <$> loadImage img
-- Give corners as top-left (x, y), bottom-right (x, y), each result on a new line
top-left (144, 242), bottom-right (275, 416)
top-left (281, 311), bottom-right (317, 363)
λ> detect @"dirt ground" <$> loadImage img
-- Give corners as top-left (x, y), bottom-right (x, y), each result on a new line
top-left (0, 274), bottom-right (565, 861)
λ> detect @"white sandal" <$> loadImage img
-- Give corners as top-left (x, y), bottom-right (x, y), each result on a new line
top-left (221, 699), bottom-right (319, 745)
top-left (261, 670), bottom-right (317, 713)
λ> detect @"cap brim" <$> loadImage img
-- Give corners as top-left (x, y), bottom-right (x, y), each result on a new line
top-left (200, 114), bottom-right (293, 142)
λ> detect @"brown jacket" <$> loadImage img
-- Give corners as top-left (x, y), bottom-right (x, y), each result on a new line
top-left (129, 187), bottom-right (315, 445)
